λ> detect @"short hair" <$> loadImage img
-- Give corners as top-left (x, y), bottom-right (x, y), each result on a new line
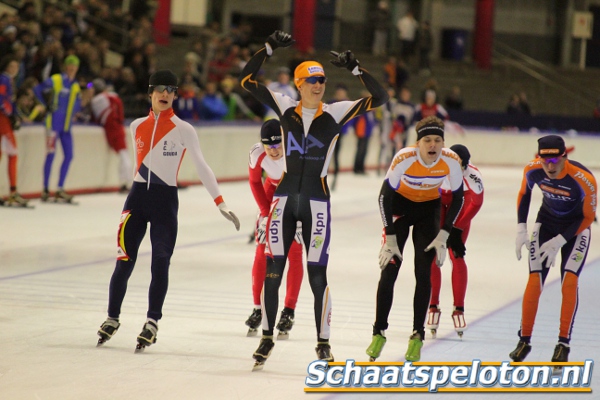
top-left (415, 115), bottom-right (444, 132)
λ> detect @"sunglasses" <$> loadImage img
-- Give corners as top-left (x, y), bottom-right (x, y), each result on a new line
top-left (540, 155), bottom-right (563, 164)
top-left (265, 143), bottom-right (281, 149)
top-left (304, 76), bottom-right (327, 85)
top-left (150, 85), bottom-right (178, 94)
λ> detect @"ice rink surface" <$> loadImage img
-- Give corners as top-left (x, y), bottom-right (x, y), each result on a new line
top-left (1, 166), bottom-right (599, 400)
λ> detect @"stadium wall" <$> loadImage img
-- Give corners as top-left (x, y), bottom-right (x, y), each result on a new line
top-left (1, 123), bottom-right (598, 197)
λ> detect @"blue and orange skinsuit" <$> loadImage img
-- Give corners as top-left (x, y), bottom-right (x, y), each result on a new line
top-left (0, 71), bottom-right (18, 194)
top-left (34, 73), bottom-right (82, 190)
top-left (241, 46), bottom-right (388, 343)
top-left (108, 108), bottom-right (225, 321)
top-left (516, 158), bottom-right (597, 345)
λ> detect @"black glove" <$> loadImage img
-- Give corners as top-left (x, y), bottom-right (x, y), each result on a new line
top-left (266, 30), bottom-right (295, 51)
top-left (329, 50), bottom-right (360, 72)
top-left (9, 114), bottom-right (21, 131)
top-left (447, 227), bottom-right (466, 258)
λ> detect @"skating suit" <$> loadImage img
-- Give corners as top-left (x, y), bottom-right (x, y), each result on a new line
top-left (108, 108), bottom-right (223, 321)
top-left (0, 72), bottom-right (18, 188)
top-left (430, 163), bottom-right (484, 308)
top-left (248, 143), bottom-right (303, 309)
top-left (241, 47), bottom-right (389, 339)
top-left (516, 158), bottom-right (597, 343)
top-left (375, 146), bottom-right (464, 337)
top-left (91, 91), bottom-right (127, 152)
top-left (33, 73), bottom-right (82, 189)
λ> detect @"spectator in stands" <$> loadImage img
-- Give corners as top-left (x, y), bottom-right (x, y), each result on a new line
top-left (445, 85), bottom-right (464, 110)
top-left (89, 78), bottom-right (132, 193)
top-left (393, 86), bottom-right (415, 150)
top-left (383, 56), bottom-right (397, 90)
top-left (396, 10), bottom-right (419, 65)
top-left (173, 82), bottom-right (201, 121)
top-left (593, 98), bottom-right (600, 119)
top-left (350, 92), bottom-right (378, 175)
top-left (0, 25), bottom-right (18, 56)
top-left (507, 93), bottom-right (523, 114)
top-left (328, 83), bottom-right (352, 190)
top-left (220, 77), bottom-right (260, 121)
top-left (15, 77), bottom-right (45, 123)
top-left (519, 91), bottom-right (532, 115)
top-left (198, 81), bottom-right (227, 121)
top-left (371, 1), bottom-right (391, 57)
top-left (417, 21), bottom-right (433, 76)
top-left (414, 89), bottom-right (449, 122)
top-left (265, 67), bottom-right (297, 120)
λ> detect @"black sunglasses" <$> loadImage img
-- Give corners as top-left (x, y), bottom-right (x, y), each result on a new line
top-left (304, 76), bottom-right (327, 85)
top-left (150, 85), bottom-right (178, 94)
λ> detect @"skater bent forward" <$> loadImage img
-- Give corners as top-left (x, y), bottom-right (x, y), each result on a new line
top-left (510, 135), bottom-right (596, 365)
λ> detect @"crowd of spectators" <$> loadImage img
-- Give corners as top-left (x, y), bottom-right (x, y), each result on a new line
top-left (1, 1), bottom-right (285, 124)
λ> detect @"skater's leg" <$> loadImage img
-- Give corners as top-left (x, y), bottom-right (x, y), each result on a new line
top-left (43, 131), bottom-right (57, 191)
top-left (108, 209), bottom-right (148, 319)
top-left (307, 264), bottom-right (330, 340)
top-left (557, 228), bottom-right (589, 344)
top-left (374, 223), bottom-right (409, 332)
top-left (146, 190), bottom-right (178, 321)
top-left (252, 243), bottom-right (268, 307)
top-left (519, 223), bottom-right (551, 341)
top-left (412, 214), bottom-right (437, 338)
top-left (284, 240), bottom-right (303, 309)
top-left (429, 259), bottom-right (441, 306)
top-left (57, 130), bottom-right (73, 189)
top-left (451, 224), bottom-right (470, 309)
top-left (263, 257), bottom-right (285, 335)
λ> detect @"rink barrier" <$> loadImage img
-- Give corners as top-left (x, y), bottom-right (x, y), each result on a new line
top-left (1, 122), bottom-right (599, 197)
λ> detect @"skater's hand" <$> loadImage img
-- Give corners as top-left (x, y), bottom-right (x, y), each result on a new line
top-left (329, 50), bottom-right (360, 74)
top-left (539, 234), bottom-right (566, 268)
top-left (425, 230), bottom-right (450, 267)
top-left (266, 30), bottom-right (294, 52)
top-left (379, 234), bottom-right (402, 270)
top-left (447, 227), bottom-right (465, 258)
top-left (256, 216), bottom-right (268, 244)
top-left (294, 225), bottom-right (303, 244)
top-left (218, 202), bottom-right (241, 231)
top-left (515, 223), bottom-right (530, 260)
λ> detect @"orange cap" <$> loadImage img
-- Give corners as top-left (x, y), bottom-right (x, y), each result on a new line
top-left (294, 61), bottom-right (325, 89)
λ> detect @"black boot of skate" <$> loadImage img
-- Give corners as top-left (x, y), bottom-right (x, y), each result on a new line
top-left (316, 341), bottom-right (334, 362)
top-left (252, 336), bottom-right (275, 371)
top-left (276, 308), bottom-right (295, 340)
top-left (97, 318), bottom-right (120, 346)
top-left (509, 340), bottom-right (532, 362)
top-left (245, 308), bottom-right (262, 336)
top-left (135, 320), bottom-right (158, 352)
top-left (551, 343), bottom-right (570, 374)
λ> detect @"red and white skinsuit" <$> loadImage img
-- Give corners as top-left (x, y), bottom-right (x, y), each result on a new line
top-left (430, 163), bottom-right (484, 309)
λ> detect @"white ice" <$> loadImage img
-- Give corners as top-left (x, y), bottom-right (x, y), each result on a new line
top-left (1, 166), bottom-right (599, 400)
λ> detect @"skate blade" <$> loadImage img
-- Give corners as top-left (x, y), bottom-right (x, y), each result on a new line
top-left (430, 329), bottom-right (437, 339)
top-left (369, 356), bottom-right (376, 362)
top-left (277, 331), bottom-right (289, 340)
top-left (252, 361), bottom-right (265, 371)
top-left (97, 338), bottom-right (107, 347)
top-left (246, 328), bottom-right (258, 337)
top-left (552, 366), bottom-right (563, 375)
top-left (135, 343), bottom-right (146, 353)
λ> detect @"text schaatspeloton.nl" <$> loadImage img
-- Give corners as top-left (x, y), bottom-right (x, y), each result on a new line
top-left (304, 360), bottom-right (594, 393)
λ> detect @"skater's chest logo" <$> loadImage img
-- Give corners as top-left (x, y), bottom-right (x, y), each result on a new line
top-left (162, 140), bottom-right (178, 156)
